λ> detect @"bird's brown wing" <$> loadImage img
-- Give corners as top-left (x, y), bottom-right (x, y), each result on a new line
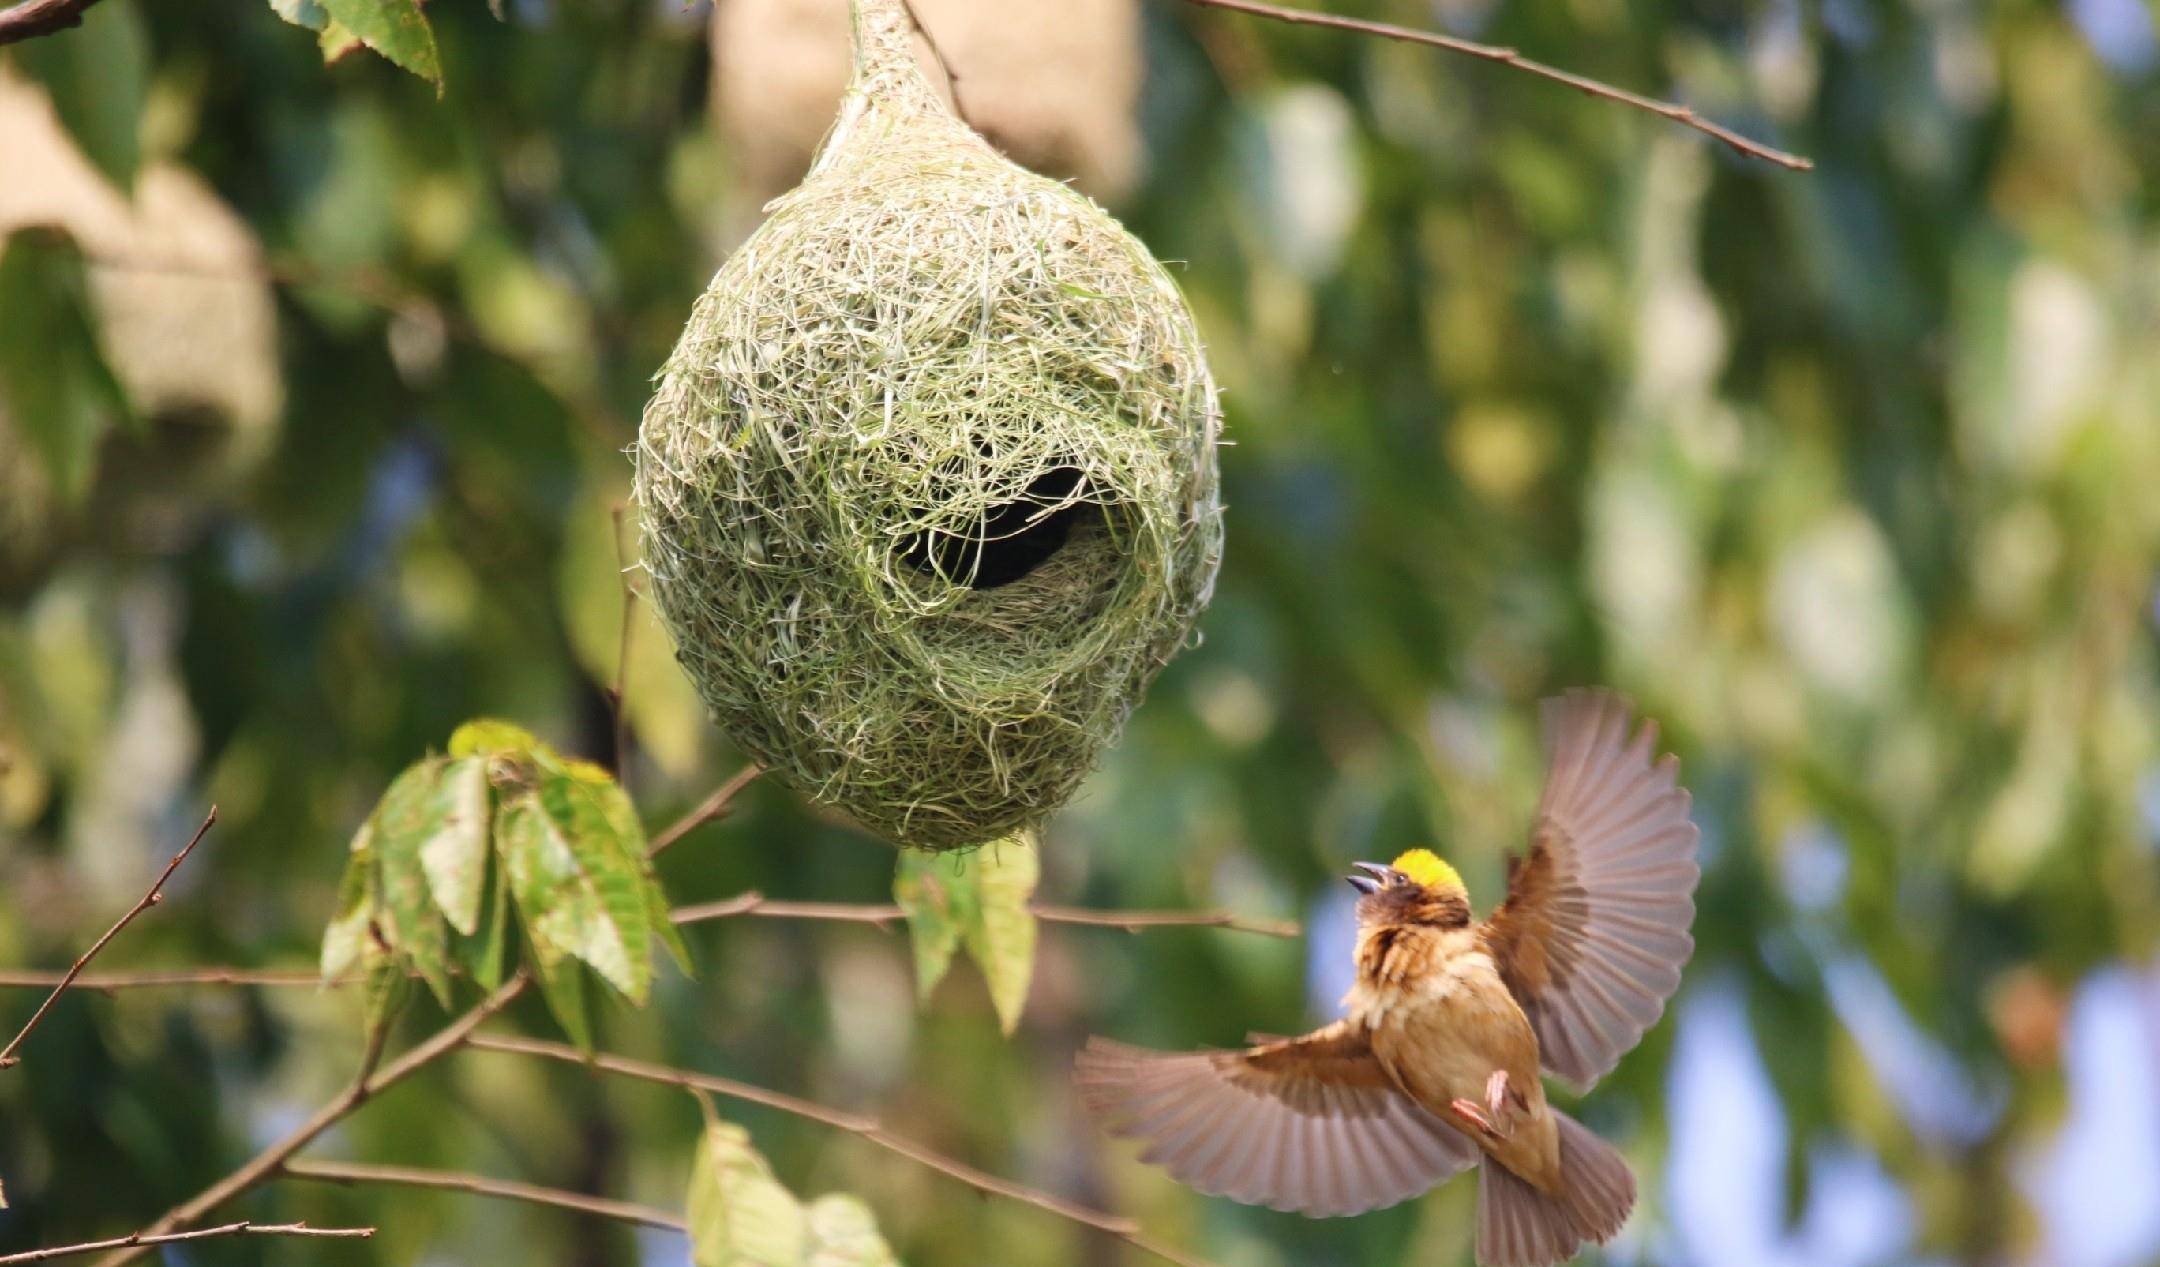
top-left (1075, 1020), bottom-right (1477, 1217)
top-left (1480, 688), bottom-right (1701, 1091)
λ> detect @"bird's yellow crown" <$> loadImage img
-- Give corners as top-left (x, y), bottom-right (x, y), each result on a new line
top-left (1391, 848), bottom-right (1463, 892)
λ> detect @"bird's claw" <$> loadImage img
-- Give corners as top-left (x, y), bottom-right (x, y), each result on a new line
top-left (1450, 1098), bottom-right (1507, 1141)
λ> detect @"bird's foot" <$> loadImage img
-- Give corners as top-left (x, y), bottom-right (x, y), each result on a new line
top-left (1450, 1098), bottom-right (1508, 1142)
top-left (1484, 1069), bottom-right (1527, 1132)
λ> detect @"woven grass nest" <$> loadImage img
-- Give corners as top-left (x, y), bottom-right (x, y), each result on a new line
top-left (636, 0), bottom-right (1222, 849)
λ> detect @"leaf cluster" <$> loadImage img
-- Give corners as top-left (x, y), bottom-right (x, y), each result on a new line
top-left (321, 720), bottom-right (688, 1042)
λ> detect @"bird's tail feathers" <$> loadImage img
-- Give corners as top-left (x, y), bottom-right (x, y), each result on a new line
top-left (1475, 1110), bottom-right (1635, 1267)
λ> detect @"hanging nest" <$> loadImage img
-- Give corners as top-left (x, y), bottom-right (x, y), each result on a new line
top-left (637, 0), bottom-right (1221, 850)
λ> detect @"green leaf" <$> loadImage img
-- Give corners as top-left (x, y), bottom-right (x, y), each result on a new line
top-left (268, 0), bottom-right (330, 29)
top-left (540, 772), bottom-right (655, 1001)
top-left (418, 756), bottom-right (490, 935)
top-left (448, 718), bottom-right (544, 759)
top-left (320, 820), bottom-right (376, 980)
top-left (13, 0), bottom-right (147, 192)
top-left (0, 233), bottom-right (132, 503)
top-left (962, 834), bottom-right (1039, 1035)
top-left (369, 758), bottom-right (458, 1005)
top-left (564, 757), bottom-right (692, 976)
top-left (894, 852), bottom-right (972, 1001)
top-left (498, 780), bottom-right (650, 1004)
top-left (316, 0), bottom-right (442, 90)
top-left (529, 950), bottom-right (592, 1051)
top-left (687, 1100), bottom-right (809, 1267)
top-left (895, 834), bottom-right (1039, 1032)
top-left (362, 957), bottom-right (411, 1032)
top-left (461, 855), bottom-right (512, 991)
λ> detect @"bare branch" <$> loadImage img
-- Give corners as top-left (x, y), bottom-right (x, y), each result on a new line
top-left (1181, 0), bottom-right (1813, 171)
top-left (0, 0), bottom-right (107, 48)
top-left (467, 1035), bottom-right (1220, 1267)
top-left (92, 975), bottom-right (531, 1267)
top-left (281, 1160), bottom-right (684, 1232)
top-left (1, 808), bottom-right (218, 1070)
top-left (671, 891), bottom-right (1301, 939)
top-left (645, 763), bottom-right (764, 858)
top-left (0, 1221), bottom-right (373, 1265)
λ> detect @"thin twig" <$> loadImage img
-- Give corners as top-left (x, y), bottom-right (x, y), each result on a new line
top-left (467, 1035), bottom-right (1216, 1267)
top-left (0, 1221), bottom-right (373, 1265)
top-left (0, 0), bottom-right (106, 47)
top-left (1181, 0), bottom-right (1813, 171)
top-left (281, 1160), bottom-right (684, 1232)
top-left (0, 808), bottom-right (218, 1070)
top-left (0, 967), bottom-right (327, 990)
top-left (92, 975), bottom-right (531, 1267)
top-left (645, 764), bottom-right (764, 859)
top-left (670, 891), bottom-right (1301, 939)
top-left (607, 502), bottom-right (638, 783)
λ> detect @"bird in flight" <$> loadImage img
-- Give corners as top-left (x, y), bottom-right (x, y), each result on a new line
top-left (1076, 689), bottom-right (1700, 1267)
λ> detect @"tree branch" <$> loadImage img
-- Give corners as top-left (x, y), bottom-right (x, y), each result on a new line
top-left (0, 0), bottom-right (106, 48)
top-left (1181, 0), bottom-right (1812, 171)
top-left (0, 808), bottom-right (218, 1069)
top-left (0, 967), bottom-right (325, 990)
top-left (466, 1035), bottom-right (1220, 1267)
top-left (0, 1221), bottom-right (373, 1265)
top-left (670, 891), bottom-right (1300, 939)
top-left (91, 975), bottom-right (531, 1267)
top-left (281, 1160), bottom-right (684, 1233)
top-left (645, 763), bottom-right (764, 858)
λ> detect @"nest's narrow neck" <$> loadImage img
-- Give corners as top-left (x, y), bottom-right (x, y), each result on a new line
top-left (847, 0), bottom-right (944, 112)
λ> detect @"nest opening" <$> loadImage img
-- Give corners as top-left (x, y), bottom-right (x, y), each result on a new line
top-left (900, 466), bottom-right (1103, 591)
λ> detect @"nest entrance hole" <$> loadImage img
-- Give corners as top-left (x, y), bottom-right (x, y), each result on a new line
top-left (900, 466), bottom-right (1106, 591)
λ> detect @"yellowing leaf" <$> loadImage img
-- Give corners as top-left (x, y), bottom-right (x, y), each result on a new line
top-left (805, 1195), bottom-right (901, 1267)
top-left (894, 833), bottom-right (1039, 1034)
top-left (686, 1100), bottom-right (904, 1267)
top-left (688, 1101), bottom-right (809, 1267)
top-left (448, 718), bottom-right (544, 759)
top-left (964, 833), bottom-right (1039, 1035)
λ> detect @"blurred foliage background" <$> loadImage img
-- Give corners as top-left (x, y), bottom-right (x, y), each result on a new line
top-left (2, 0), bottom-right (2158, 1264)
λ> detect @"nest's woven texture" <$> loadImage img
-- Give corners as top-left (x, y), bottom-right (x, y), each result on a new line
top-left (636, 0), bottom-right (1221, 849)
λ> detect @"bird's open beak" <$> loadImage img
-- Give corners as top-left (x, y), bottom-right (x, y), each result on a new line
top-left (1346, 861), bottom-right (1393, 895)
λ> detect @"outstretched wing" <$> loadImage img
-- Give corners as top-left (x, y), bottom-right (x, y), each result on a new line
top-left (1075, 1021), bottom-right (1477, 1218)
top-left (1480, 689), bottom-right (1701, 1091)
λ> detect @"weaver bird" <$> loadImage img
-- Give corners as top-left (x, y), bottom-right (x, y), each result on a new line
top-left (1076, 690), bottom-right (1700, 1267)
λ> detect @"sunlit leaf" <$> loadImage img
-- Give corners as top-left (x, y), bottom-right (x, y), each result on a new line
top-left (418, 755), bottom-right (490, 935)
top-left (687, 1100), bottom-right (808, 1267)
top-left (804, 1194), bottom-right (901, 1267)
top-left (316, 0), bottom-right (442, 89)
top-left (448, 718), bottom-right (544, 760)
top-left (497, 780), bottom-right (647, 1004)
top-left (320, 820), bottom-right (376, 980)
top-left (13, 0), bottom-right (147, 192)
top-left (963, 833), bottom-right (1039, 1035)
